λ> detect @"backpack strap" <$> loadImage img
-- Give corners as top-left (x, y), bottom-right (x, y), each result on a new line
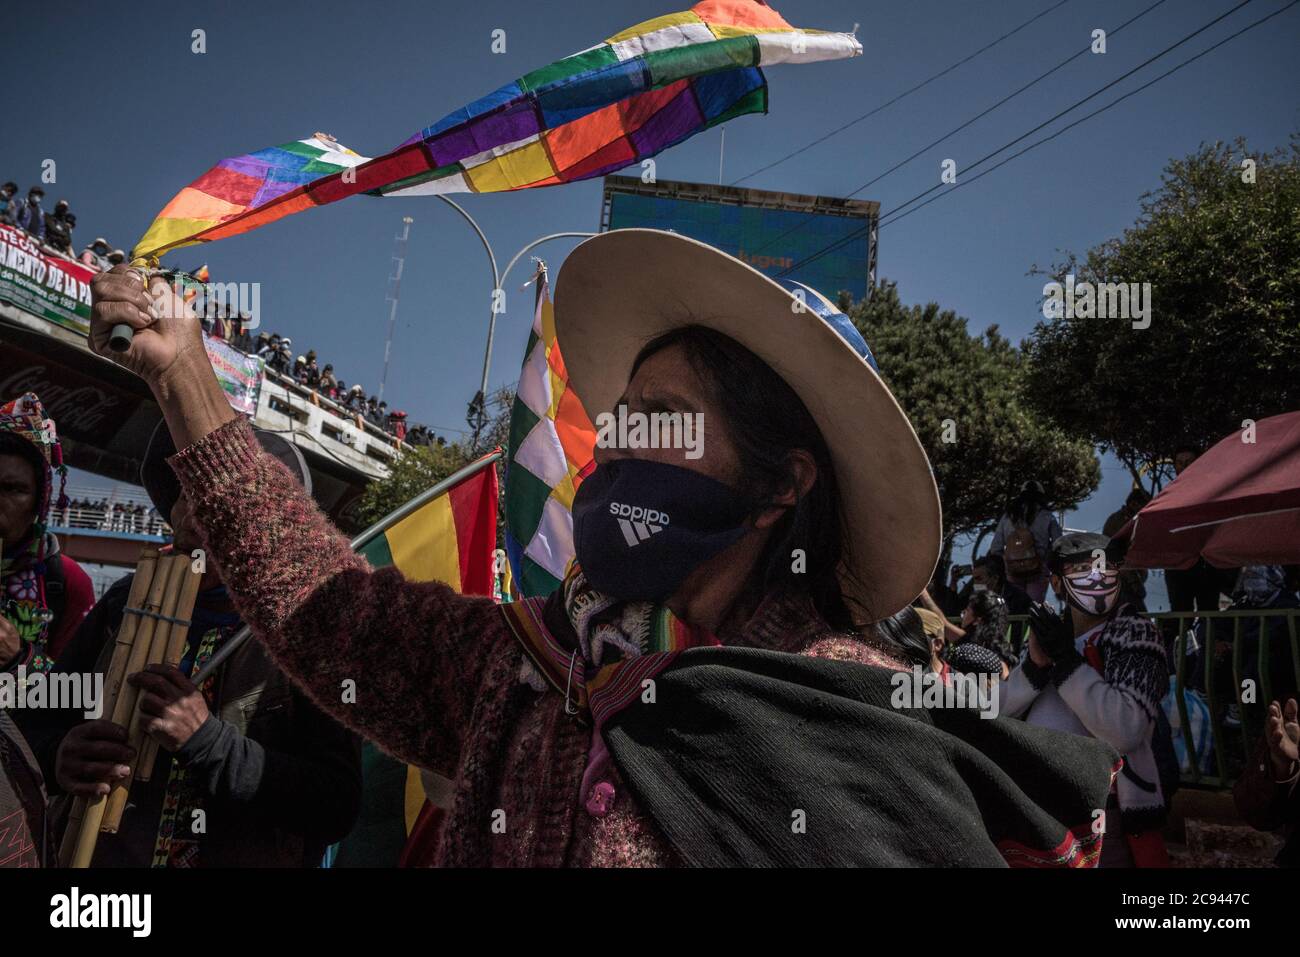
top-left (43, 553), bottom-right (66, 626)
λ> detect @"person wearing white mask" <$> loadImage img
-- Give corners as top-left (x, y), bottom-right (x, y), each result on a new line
top-left (1003, 531), bottom-right (1171, 867)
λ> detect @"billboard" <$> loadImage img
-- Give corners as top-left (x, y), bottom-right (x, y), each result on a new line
top-left (601, 176), bottom-right (878, 302)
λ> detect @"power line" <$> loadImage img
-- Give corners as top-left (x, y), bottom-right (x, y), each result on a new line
top-left (878, 0), bottom-right (1300, 230)
top-left (873, 0), bottom-right (1253, 221)
top-left (777, 0), bottom-right (1260, 279)
top-left (745, 0), bottom-right (1169, 260)
top-left (846, 0), bottom-right (1171, 200)
top-left (728, 0), bottom-right (1073, 186)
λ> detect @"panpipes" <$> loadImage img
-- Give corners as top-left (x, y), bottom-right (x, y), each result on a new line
top-left (59, 547), bottom-right (204, 868)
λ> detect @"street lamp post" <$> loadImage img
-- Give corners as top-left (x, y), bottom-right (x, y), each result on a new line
top-left (434, 196), bottom-right (593, 447)
top-left (378, 216), bottom-right (414, 403)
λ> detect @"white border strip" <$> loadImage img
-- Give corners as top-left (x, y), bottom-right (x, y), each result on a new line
top-left (1168, 505), bottom-right (1300, 534)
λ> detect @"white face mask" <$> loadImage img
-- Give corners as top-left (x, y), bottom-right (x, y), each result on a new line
top-left (1062, 567), bottom-right (1121, 616)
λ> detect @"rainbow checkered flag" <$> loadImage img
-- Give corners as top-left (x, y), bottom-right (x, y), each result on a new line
top-left (504, 265), bottom-right (597, 597)
top-left (131, 1), bottom-right (861, 263)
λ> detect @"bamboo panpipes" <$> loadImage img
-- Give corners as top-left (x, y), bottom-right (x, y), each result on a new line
top-left (101, 553), bottom-right (196, 833)
top-left (60, 549), bottom-right (203, 867)
top-left (60, 547), bottom-right (159, 867)
top-left (136, 559), bottom-right (204, 783)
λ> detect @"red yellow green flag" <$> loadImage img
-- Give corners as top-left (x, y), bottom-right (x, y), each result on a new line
top-left (358, 460), bottom-right (498, 595)
top-left (330, 453), bottom-right (499, 866)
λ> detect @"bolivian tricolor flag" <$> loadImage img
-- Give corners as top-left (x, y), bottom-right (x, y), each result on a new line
top-left (357, 459), bottom-right (499, 596)
top-left (329, 452), bottom-right (500, 867)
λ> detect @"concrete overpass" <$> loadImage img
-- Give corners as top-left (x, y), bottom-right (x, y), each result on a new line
top-left (1, 300), bottom-right (398, 535)
top-left (50, 525), bottom-right (167, 567)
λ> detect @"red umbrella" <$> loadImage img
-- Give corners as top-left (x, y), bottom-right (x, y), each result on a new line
top-left (1115, 411), bottom-right (1300, 570)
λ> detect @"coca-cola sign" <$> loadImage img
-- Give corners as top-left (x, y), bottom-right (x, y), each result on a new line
top-left (0, 343), bottom-right (142, 440)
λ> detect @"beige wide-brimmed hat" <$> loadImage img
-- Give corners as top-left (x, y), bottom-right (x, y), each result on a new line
top-left (554, 228), bottom-right (941, 622)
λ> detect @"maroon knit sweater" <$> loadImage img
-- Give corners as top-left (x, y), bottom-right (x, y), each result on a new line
top-left (171, 418), bottom-right (906, 867)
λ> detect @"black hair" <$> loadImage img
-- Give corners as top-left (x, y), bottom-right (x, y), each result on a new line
top-left (0, 432), bottom-right (45, 521)
top-left (630, 325), bottom-right (863, 630)
top-left (872, 607), bottom-right (933, 670)
top-left (967, 588), bottom-right (1005, 622)
top-left (1125, 485), bottom-right (1152, 508)
top-left (1007, 484), bottom-right (1046, 525)
top-left (972, 554), bottom-right (1004, 586)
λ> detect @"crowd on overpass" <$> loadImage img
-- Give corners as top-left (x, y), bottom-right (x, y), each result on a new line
top-left (55, 498), bottom-right (168, 537)
top-left (1, 181), bottom-right (126, 272)
top-left (238, 331), bottom-right (442, 447)
top-left (3, 178), bottom-right (443, 450)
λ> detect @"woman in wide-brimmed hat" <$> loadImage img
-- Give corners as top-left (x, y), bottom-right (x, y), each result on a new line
top-left (88, 230), bottom-right (1117, 867)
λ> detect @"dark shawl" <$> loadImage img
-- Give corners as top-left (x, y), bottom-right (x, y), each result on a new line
top-left (603, 646), bottom-right (1119, 867)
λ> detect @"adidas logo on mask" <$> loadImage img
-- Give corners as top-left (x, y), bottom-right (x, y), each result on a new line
top-left (610, 501), bottom-right (669, 547)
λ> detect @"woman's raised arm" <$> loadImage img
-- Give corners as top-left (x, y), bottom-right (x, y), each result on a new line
top-left (88, 266), bottom-right (508, 771)
top-left (170, 417), bottom-right (505, 770)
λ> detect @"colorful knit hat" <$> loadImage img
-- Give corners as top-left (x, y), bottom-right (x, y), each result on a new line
top-left (1, 393), bottom-right (69, 671)
top-left (0, 392), bottom-right (69, 535)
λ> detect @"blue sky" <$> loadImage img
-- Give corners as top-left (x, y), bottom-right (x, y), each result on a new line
top-left (8, 0), bottom-right (1299, 602)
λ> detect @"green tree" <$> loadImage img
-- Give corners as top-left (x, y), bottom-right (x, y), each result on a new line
top-left (354, 386), bottom-right (516, 531)
top-left (475, 386), bottom-right (516, 457)
top-left (354, 440), bottom-right (474, 528)
top-left (847, 282), bottom-right (1100, 552)
top-left (1024, 137), bottom-right (1300, 487)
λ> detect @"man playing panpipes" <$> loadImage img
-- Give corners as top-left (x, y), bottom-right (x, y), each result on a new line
top-left (15, 423), bottom-right (362, 867)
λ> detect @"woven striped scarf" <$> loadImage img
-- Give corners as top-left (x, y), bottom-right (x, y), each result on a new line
top-left (501, 567), bottom-right (718, 728)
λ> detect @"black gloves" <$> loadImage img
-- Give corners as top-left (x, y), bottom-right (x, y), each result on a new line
top-left (1027, 601), bottom-right (1086, 684)
top-left (1028, 602), bottom-right (1074, 661)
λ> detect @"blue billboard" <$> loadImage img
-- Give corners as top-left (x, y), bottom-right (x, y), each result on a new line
top-left (602, 177), bottom-right (877, 303)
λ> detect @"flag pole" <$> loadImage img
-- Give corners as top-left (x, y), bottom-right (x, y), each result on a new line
top-left (349, 447), bottom-right (503, 552)
top-left (190, 448), bottom-right (503, 684)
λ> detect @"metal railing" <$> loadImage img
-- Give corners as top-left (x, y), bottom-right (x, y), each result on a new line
top-left (64, 483), bottom-right (156, 509)
top-left (50, 504), bottom-right (170, 537)
top-left (255, 376), bottom-right (400, 479)
top-left (1001, 609), bottom-right (1300, 790)
top-left (260, 366), bottom-right (404, 449)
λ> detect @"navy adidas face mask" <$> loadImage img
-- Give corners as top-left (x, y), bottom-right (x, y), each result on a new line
top-left (572, 458), bottom-right (756, 603)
